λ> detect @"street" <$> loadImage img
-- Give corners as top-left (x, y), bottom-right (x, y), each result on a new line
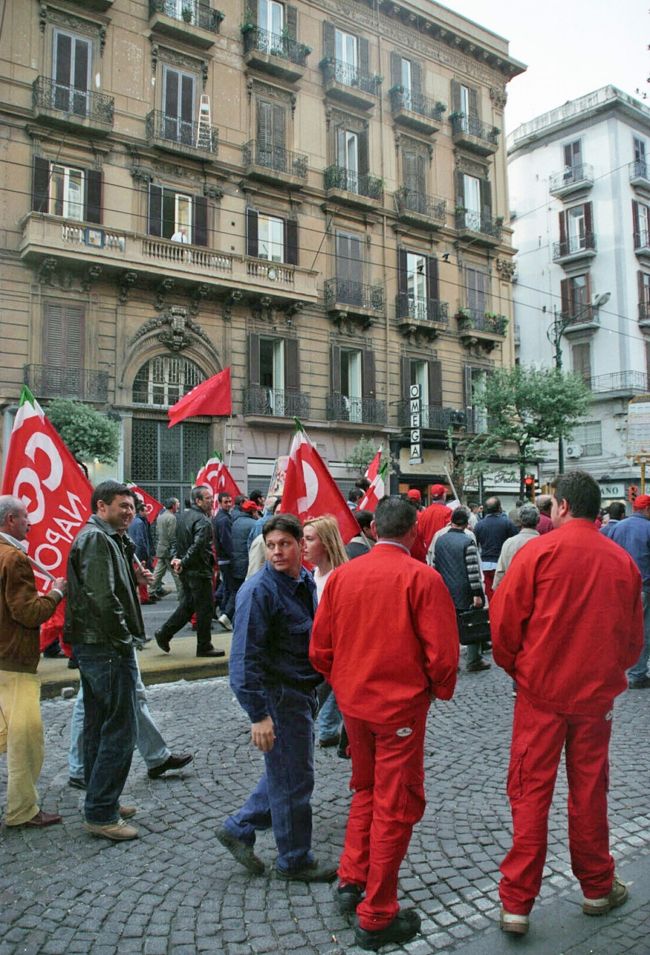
top-left (1, 658), bottom-right (650, 954)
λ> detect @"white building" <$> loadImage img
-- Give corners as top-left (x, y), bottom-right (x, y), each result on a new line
top-left (507, 86), bottom-right (649, 502)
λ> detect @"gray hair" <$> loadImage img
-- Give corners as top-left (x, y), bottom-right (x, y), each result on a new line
top-left (519, 503), bottom-right (540, 528)
top-left (0, 495), bottom-right (25, 528)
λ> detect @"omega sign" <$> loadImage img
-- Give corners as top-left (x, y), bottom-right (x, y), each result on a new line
top-left (409, 384), bottom-right (423, 464)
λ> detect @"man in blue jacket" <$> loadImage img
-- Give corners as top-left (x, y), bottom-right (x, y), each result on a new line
top-left (216, 513), bottom-right (336, 882)
top-left (609, 494), bottom-right (650, 687)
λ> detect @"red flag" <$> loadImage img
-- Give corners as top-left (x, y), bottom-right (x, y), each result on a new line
top-left (364, 447), bottom-right (382, 483)
top-left (359, 461), bottom-right (388, 513)
top-left (128, 484), bottom-right (164, 522)
top-left (279, 427), bottom-right (359, 544)
top-left (1, 387), bottom-right (93, 648)
top-left (196, 457), bottom-right (242, 507)
top-left (167, 367), bottom-right (232, 428)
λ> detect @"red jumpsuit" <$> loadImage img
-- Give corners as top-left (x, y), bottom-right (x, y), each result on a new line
top-left (490, 519), bottom-right (643, 915)
top-left (412, 503), bottom-right (452, 562)
top-left (310, 543), bottom-right (459, 930)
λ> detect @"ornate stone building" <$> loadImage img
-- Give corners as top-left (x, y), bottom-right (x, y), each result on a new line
top-left (0, 0), bottom-right (523, 500)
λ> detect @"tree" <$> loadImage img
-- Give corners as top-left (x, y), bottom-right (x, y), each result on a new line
top-left (47, 399), bottom-right (120, 465)
top-left (344, 436), bottom-right (382, 476)
top-left (460, 367), bottom-right (591, 495)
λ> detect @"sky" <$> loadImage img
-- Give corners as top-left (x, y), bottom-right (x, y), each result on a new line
top-left (439, 0), bottom-right (649, 134)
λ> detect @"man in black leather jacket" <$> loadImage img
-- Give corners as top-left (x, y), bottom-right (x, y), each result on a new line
top-left (154, 485), bottom-right (225, 658)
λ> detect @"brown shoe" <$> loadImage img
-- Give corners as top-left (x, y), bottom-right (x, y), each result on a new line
top-left (119, 805), bottom-right (137, 819)
top-left (500, 907), bottom-right (529, 935)
top-left (467, 659), bottom-right (491, 672)
top-left (583, 875), bottom-right (628, 915)
top-left (21, 810), bottom-right (63, 828)
top-left (84, 819), bottom-right (139, 841)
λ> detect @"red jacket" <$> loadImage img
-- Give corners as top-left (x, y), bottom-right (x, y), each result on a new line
top-left (310, 543), bottom-right (459, 722)
top-left (490, 519), bottom-right (644, 716)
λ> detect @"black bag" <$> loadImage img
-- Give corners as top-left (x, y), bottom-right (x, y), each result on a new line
top-left (457, 607), bottom-right (491, 645)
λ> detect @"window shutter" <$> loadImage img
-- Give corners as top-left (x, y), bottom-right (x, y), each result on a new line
top-left (403, 148), bottom-right (417, 192)
top-left (286, 6), bottom-right (297, 39)
top-left (456, 170), bottom-right (465, 207)
top-left (181, 75), bottom-right (194, 124)
top-left (646, 340), bottom-right (650, 385)
top-left (426, 255), bottom-right (439, 302)
top-left (411, 61), bottom-right (422, 97)
top-left (246, 1), bottom-right (257, 25)
top-left (85, 169), bottom-right (102, 224)
top-left (558, 210), bottom-right (567, 246)
top-left (55, 32), bottom-right (72, 85)
top-left (32, 157), bottom-right (50, 212)
top-left (285, 218), bottom-right (298, 265)
top-left (468, 86), bottom-right (479, 118)
top-left (463, 365), bottom-right (474, 407)
top-left (246, 208), bottom-right (259, 257)
top-left (272, 103), bottom-right (286, 151)
top-left (401, 357), bottom-right (411, 402)
top-left (398, 248), bottom-right (408, 295)
top-left (480, 178), bottom-right (492, 220)
top-left (584, 273), bottom-right (592, 310)
top-left (257, 100), bottom-right (272, 145)
top-left (416, 152), bottom-right (427, 194)
top-left (358, 128), bottom-right (369, 176)
top-left (584, 201), bottom-right (593, 237)
top-left (73, 37), bottom-right (89, 92)
top-left (632, 200), bottom-right (640, 241)
top-left (148, 184), bottom-right (163, 236)
top-left (164, 68), bottom-right (179, 119)
top-left (248, 333), bottom-right (260, 385)
top-left (572, 343), bottom-right (591, 383)
top-left (428, 359), bottom-right (442, 407)
top-left (44, 301), bottom-right (84, 367)
top-left (450, 79), bottom-right (461, 113)
top-left (390, 52), bottom-right (401, 87)
top-left (359, 36), bottom-right (369, 75)
top-left (193, 195), bottom-right (208, 246)
top-left (323, 21), bottom-right (335, 58)
top-left (362, 348), bottom-right (375, 398)
top-left (560, 278), bottom-right (571, 316)
top-left (330, 344), bottom-right (342, 393)
top-left (284, 338), bottom-right (299, 391)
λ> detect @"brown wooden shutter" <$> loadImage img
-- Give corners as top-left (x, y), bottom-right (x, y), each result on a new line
top-left (633, 200), bottom-right (640, 242)
top-left (44, 301), bottom-right (84, 368)
top-left (427, 255), bottom-right (439, 302)
top-left (323, 21), bottom-right (335, 58)
top-left (584, 201), bottom-right (593, 238)
top-left (456, 170), bottom-right (465, 207)
top-left (164, 68), bottom-right (178, 118)
top-left (246, 1), bottom-right (257, 25)
top-left (148, 184), bottom-right (163, 236)
top-left (330, 344), bottom-right (341, 393)
top-left (286, 5), bottom-right (297, 39)
top-left (558, 210), bottom-right (567, 246)
top-left (390, 52), bottom-right (401, 87)
top-left (560, 278), bottom-right (571, 317)
top-left (450, 79), bottom-right (461, 113)
top-left (411, 61), bottom-right (422, 97)
top-left (33, 157), bottom-right (50, 212)
top-left (468, 86), bottom-right (479, 118)
top-left (463, 365), bottom-right (474, 407)
top-left (246, 208), bottom-right (259, 257)
top-left (358, 128), bottom-right (369, 176)
top-left (257, 100), bottom-right (271, 145)
top-left (55, 32), bottom-right (72, 86)
top-left (285, 218), bottom-right (298, 265)
top-left (73, 38), bottom-right (89, 93)
top-left (572, 343), bottom-right (591, 383)
top-left (401, 356), bottom-right (412, 402)
top-left (480, 178), bottom-right (492, 220)
top-left (248, 333), bottom-right (260, 385)
top-left (428, 359), bottom-right (442, 407)
top-left (284, 338), bottom-right (299, 391)
top-left (398, 248), bottom-right (408, 295)
top-left (403, 147), bottom-right (417, 192)
top-left (85, 169), bottom-right (102, 224)
top-left (362, 348), bottom-right (375, 398)
top-left (359, 37), bottom-right (369, 75)
top-left (272, 103), bottom-right (286, 152)
top-left (193, 195), bottom-right (208, 246)
top-left (416, 152), bottom-right (427, 194)
top-left (181, 75), bottom-right (194, 125)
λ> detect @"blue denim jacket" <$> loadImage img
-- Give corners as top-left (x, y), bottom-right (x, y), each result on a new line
top-left (230, 562), bottom-right (320, 722)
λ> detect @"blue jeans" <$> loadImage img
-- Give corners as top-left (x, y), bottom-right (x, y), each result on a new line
top-left (224, 685), bottom-right (318, 872)
top-left (69, 653), bottom-right (169, 779)
top-left (317, 687), bottom-right (342, 740)
top-left (77, 645), bottom-right (138, 825)
top-left (628, 590), bottom-right (650, 682)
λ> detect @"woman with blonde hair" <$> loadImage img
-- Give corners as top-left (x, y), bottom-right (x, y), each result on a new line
top-left (302, 516), bottom-right (349, 749)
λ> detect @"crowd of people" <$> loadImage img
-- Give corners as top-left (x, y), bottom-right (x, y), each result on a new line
top-left (0, 470), bottom-right (646, 950)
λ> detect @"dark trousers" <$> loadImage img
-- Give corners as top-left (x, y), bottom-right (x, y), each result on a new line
top-left (77, 644), bottom-right (138, 825)
top-left (217, 562), bottom-right (236, 620)
top-left (159, 573), bottom-right (214, 651)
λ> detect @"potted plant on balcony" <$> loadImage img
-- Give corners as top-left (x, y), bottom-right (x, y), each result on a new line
top-left (455, 306), bottom-right (473, 329)
top-left (484, 312), bottom-right (508, 335)
top-left (181, 5), bottom-right (193, 22)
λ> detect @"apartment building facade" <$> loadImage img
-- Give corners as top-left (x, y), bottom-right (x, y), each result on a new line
top-left (508, 86), bottom-right (649, 501)
top-left (0, 0), bottom-right (522, 501)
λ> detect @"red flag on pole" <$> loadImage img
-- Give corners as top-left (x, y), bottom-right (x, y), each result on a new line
top-left (167, 368), bottom-right (232, 428)
top-left (359, 461), bottom-right (388, 512)
top-left (196, 456), bottom-right (242, 506)
top-left (128, 484), bottom-right (164, 522)
top-left (364, 446), bottom-right (382, 483)
top-left (279, 425), bottom-right (359, 544)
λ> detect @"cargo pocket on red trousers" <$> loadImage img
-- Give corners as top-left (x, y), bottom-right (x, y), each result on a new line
top-left (398, 770), bottom-right (426, 826)
top-left (507, 744), bottom-right (528, 802)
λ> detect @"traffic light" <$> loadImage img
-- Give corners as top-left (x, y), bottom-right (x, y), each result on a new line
top-left (524, 474), bottom-right (536, 501)
top-left (628, 485), bottom-right (639, 504)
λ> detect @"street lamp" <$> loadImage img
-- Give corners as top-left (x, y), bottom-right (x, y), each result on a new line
top-left (546, 291), bottom-right (610, 473)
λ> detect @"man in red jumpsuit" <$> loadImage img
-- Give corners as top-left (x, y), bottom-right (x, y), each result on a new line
top-left (411, 483), bottom-right (452, 562)
top-left (490, 470), bottom-right (644, 936)
top-left (310, 496), bottom-right (459, 950)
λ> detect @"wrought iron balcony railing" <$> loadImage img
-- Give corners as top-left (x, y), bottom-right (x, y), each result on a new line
top-left (324, 278), bottom-right (384, 311)
top-left (630, 159), bottom-right (649, 183)
top-left (242, 140), bottom-right (308, 178)
top-left (457, 308), bottom-right (508, 336)
top-left (395, 188), bottom-right (446, 223)
top-left (32, 76), bottom-right (114, 125)
top-left (634, 229), bottom-right (650, 251)
top-left (455, 210), bottom-right (503, 240)
top-left (146, 109), bottom-right (218, 153)
top-left (549, 163), bottom-right (594, 193)
top-left (396, 294), bottom-right (448, 325)
top-left (149, 0), bottom-right (223, 31)
top-left (450, 113), bottom-right (499, 147)
top-left (326, 393), bottom-right (386, 425)
top-left (588, 371), bottom-right (648, 394)
top-left (320, 58), bottom-right (380, 96)
top-left (324, 165), bottom-right (383, 200)
top-left (552, 232), bottom-right (596, 259)
top-left (243, 26), bottom-right (310, 65)
top-left (560, 306), bottom-right (596, 328)
top-left (639, 302), bottom-right (650, 324)
top-left (396, 402), bottom-right (466, 431)
top-left (389, 88), bottom-right (445, 122)
top-left (24, 364), bottom-right (109, 403)
top-left (243, 385), bottom-right (310, 418)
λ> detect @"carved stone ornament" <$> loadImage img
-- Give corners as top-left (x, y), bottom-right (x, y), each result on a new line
top-left (118, 270), bottom-right (138, 304)
top-left (81, 265), bottom-right (103, 291)
top-left (203, 183), bottom-right (224, 200)
top-left (489, 86), bottom-right (508, 110)
top-left (189, 283), bottom-right (210, 317)
top-left (157, 307), bottom-right (193, 351)
top-left (496, 257), bottom-right (516, 282)
top-left (252, 295), bottom-right (274, 323)
top-left (223, 290), bottom-right (243, 322)
top-left (131, 165), bottom-right (153, 185)
top-left (37, 257), bottom-right (58, 285)
top-left (154, 277), bottom-right (176, 311)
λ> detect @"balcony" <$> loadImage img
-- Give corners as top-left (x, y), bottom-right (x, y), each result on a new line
top-left (243, 385), bottom-right (310, 419)
top-left (394, 188), bottom-right (446, 229)
top-left (149, 0), bottom-right (223, 49)
top-left (457, 308), bottom-right (508, 352)
top-left (243, 26), bottom-right (310, 82)
top-left (634, 229), bottom-right (650, 259)
top-left (396, 402), bottom-right (466, 432)
top-left (630, 160), bottom-right (650, 193)
top-left (146, 110), bottom-right (218, 160)
top-left (389, 88), bottom-right (446, 135)
top-left (588, 371), bottom-right (648, 397)
top-left (326, 394), bottom-right (386, 426)
top-left (68, 0), bottom-right (113, 10)
top-left (552, 232), bottom-right (597, 265)
top-left (324, 165), bottom-right (383, 208)
top-left (19, 213), bottom-right (318, 306)
top-left (324, 278), bottom-right (383, 328)
top-left (549, 163), bottom-right (594, 199)
top-left (455, 209), bottom-right (503, 248)
top-left (32, 77), bottom-right (114, 135)
top-left (24, 364), bottom-right (109, 403)
top-left (560, 307), bottom-right (599, 334)
top-left (320, 59), bottom-right (380, 110)
top-left (396, 295), bottom-right (448, 341)
top-left (639, 303), bottom-right (650, 329)
top-left (242, 140), bottom-right (308, 187)
top-left (450, 114), bottom-right (499, 156)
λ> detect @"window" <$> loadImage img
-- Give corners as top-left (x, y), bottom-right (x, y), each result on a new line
top-left (633, 200), bottom-right (650, 248)
top-left (465, 267), bottom-right (489, 318)
top-left (402, 142), bottom-right (427, 198)
top-left (571, 342), bottom-right (592, 384)
top-left (397, 250), bottom-right (439, 321)
top-left (634, 136), bottom-right (647, 177)
top-left (330, 344), bottom-right (375, 422)
top-left (570, 421), bottom-right (602, 457)
top-left (323, 22), bottom-right (369, 86)
top-left (451, 80), bottom-right (479, 131)
top-left (132, 355), bottom-right (204, 405)
top-left (32, 157), bottom-right (102, 223)
top-left (337, 128), bottom-right (359, 192)
top-left (463, 174), bottom-right (481, 230)
top-left (638, 271), bottom-right (650, 321)
top-left (148, 184), bottom-right (208, 245)
top-left (258, 215), bottom-right (284, 261)
top-left (258, 0), bottom-right (283, 46)
top-left (335, 231), bottom-right (364, 305)
top-left (131, 418), bottom-right (210, 505)
top-left (43, 300), bottom-right (84, 368)
top-left (402, 358), bottom-right (442, 426)
top-left (163, 66), bottom-right (195, 145)
top-left (563, 139), bottom-right (582, 175)
top-left (256, 98), bottom-right (287, 170)
top-left (561, 273), bottom-right (592, 322)
top-left (456, 171), bottom-right (491, 230)
top-left (464, 366), bottom-right (487, 433)
top-left (335, 28), bottom-right (357, 69)
top-left (558, 202), bottom-right (593, 255)
top-left (53, 29), bottom-right (91, 115)
top-left (246, 209), bottom-right (297, 263)
top-left (248, 334), bottom-right (300, 415)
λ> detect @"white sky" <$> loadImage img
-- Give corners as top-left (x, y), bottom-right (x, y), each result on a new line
top-left (439, 0), bottom-right (649, 133)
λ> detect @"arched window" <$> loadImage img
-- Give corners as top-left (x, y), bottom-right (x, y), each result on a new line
top-left (132, 355), bottom-right (204, 406)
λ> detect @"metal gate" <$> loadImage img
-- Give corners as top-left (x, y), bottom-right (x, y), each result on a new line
top-left (131, 418), bottom-right (210, 505)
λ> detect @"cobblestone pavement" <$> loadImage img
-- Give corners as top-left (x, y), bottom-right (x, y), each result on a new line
top-left (1, 661), bottom-right (650, 954)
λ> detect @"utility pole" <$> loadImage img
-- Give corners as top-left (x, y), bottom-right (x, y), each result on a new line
top-left (546, 306), bottom-right (565, 473)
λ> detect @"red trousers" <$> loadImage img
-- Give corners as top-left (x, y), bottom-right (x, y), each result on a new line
top-left (483, 569), bottom-right (496, 604)
top-left (339, 706), bottom-right (428, 930)
top-left (500, 693), bottom-right (615, 915)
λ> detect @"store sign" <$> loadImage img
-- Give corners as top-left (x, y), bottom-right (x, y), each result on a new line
top-left (409, 384), bottom-right (422, 464)
top-left (600, 483), bottom-right (624, 498)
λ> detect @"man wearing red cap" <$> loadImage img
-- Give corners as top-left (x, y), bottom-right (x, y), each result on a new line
top-left (608, 494), bottom-right (650, 688)
top-left (412, 484), bottom-right (451, 561)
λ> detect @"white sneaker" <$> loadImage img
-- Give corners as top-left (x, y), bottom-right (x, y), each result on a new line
top-left (583, 875), bottom-right (628, 915)
top-left (500, 907), bottom-right (529, 935)
top-left (218, 613), bottom-right (233, 631)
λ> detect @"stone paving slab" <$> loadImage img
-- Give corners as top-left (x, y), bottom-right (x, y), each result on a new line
top-left (2, 659), bottom-right (650, 954)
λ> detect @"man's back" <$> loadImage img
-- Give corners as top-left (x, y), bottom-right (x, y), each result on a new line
top-left (608, 515), bottom-right (650, 588)
top-left (433, 529), bottom-right (477, 610)
top-left (475, 512), bottom-right (517, 561)
top-left (155, 509), bottom-right (177, 555)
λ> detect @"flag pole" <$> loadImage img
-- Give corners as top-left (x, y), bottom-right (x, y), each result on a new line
top-left (444, 466), bottom-right (459, 502)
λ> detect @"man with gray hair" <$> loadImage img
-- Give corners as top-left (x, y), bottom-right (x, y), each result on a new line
top-left (148, 497), bottom-right (181, 600)
top-left (0, 495), bottom-right (66, 828)
top-left (493, 503), bottom-right (540, 590)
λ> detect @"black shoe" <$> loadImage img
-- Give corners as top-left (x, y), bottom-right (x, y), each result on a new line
top-left (148, 753), bottom-right (193, 779)
top-left (68, 777), bottom-right (86, 790)
top-left (467, 659), bottom-right (491, 672)
top-left (628, 676), bottom-right (650, 688)
top-left (276, 859), bottom-right (338, 883)
top-left (335, 882), bottom-right (364, 915)
top-left (154, 630), bottom-right (171, 653)
top-left (354, 910), bottom-right (421, 951)
top-left (318, 735), bottom-right (340, 748)
top-left (196, 647), bottom-right (226, 658)
top-left (216, 826), bottom-right (265, 875)
top-left (67, 658), bottom-right (80, 669)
